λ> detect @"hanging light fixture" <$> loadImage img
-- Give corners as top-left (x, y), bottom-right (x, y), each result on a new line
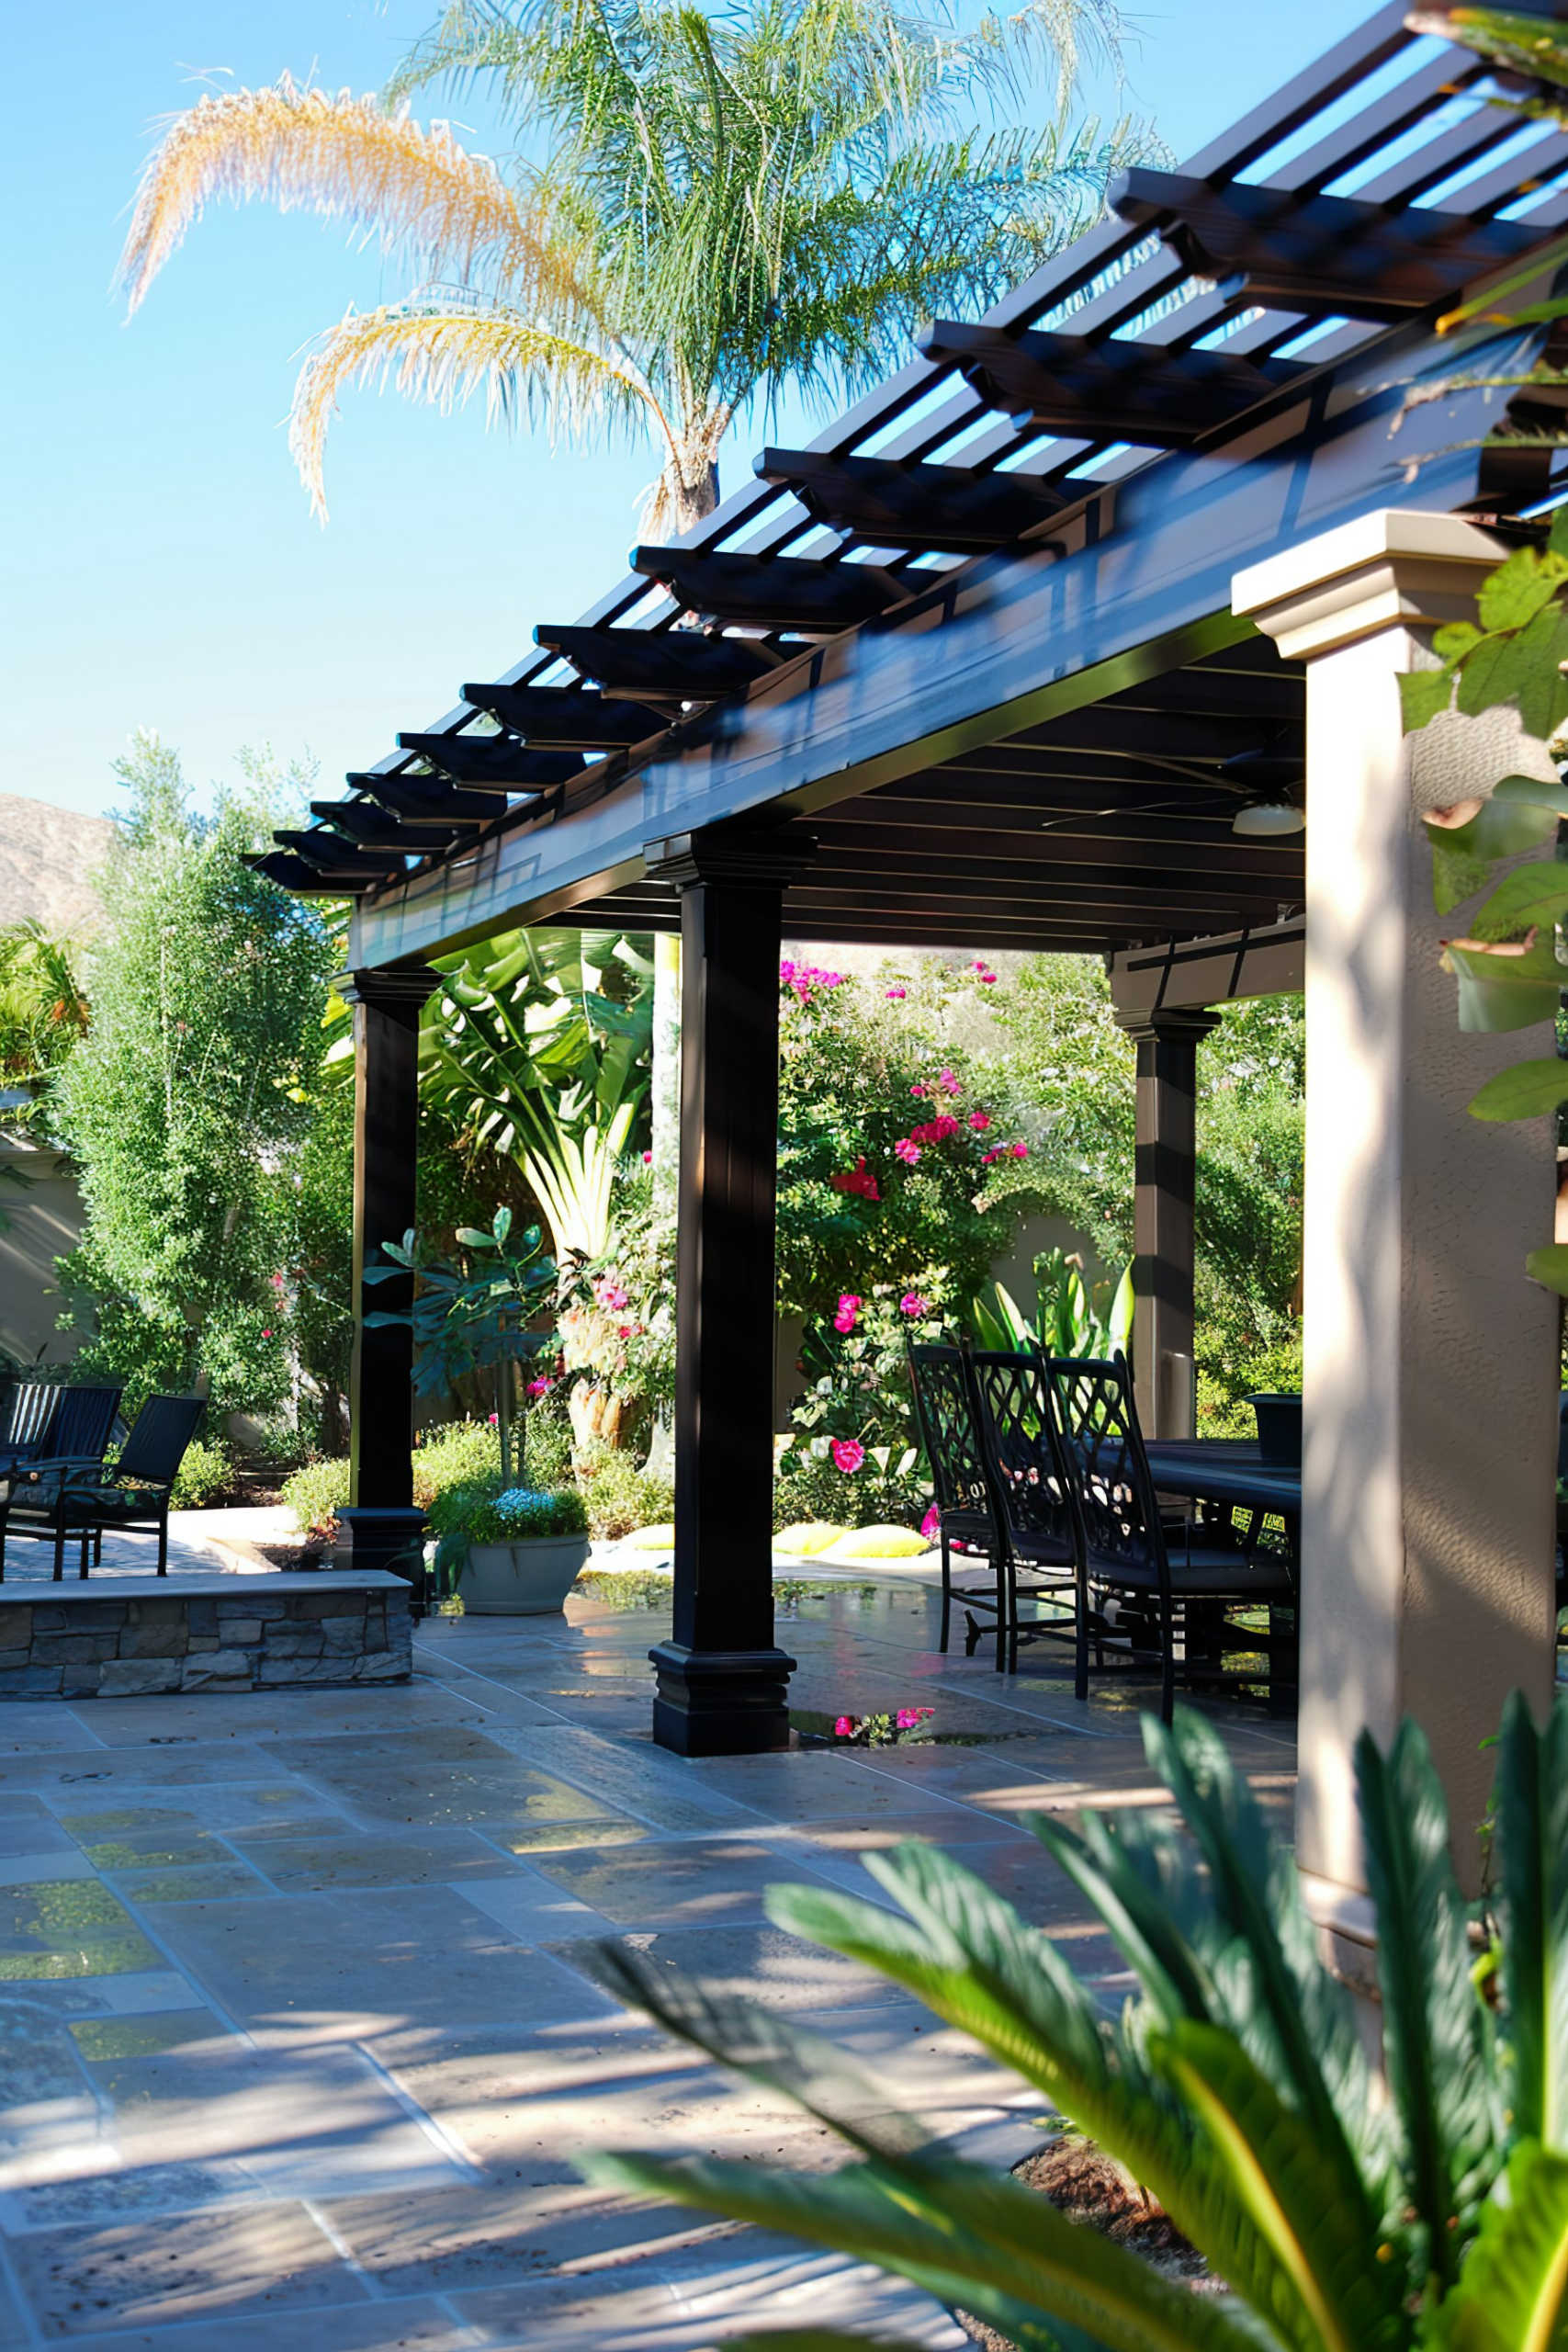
top-left (1219, 745), bottom-right (1305, 837)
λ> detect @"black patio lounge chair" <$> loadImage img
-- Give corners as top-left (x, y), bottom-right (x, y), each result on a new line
top-left (965, 1348), bottom-right (1092, 1692)
top-left (906, 1341), bottom-right (1006, 1659)
top-left (0, 1394), bottom-right (207, 1582)
top-left (1044, 1351), bottom-right (1294, 1725)
top-left (0, 1377), bottom-right (69, 1477)
top-left (0, 1384), bottom-right (124, 1580)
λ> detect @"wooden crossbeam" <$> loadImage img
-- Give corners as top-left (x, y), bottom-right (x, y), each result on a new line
top-left (247, 851), bottom-right (377, 898)
top-left (628, 548), bottom-right (908, 631)
top-left (918, 322), bottom-right (1306, 444)
top-left (272, 830), bottom-right (407, 879)
top-left (397, 731), bottom-right (588, 786)
top-left (1110, 167), bottom-right (1551, 322)
top-left (532, 623), bottom-right (784, 699)
top-left (753, 448), bottom-right (1066, 549)
top-left (459, 684), bottom-right (663, 745)
top-left (312, 802), bottom-right (473, 853)
top-left (352, 772), bottom-right (513, 824)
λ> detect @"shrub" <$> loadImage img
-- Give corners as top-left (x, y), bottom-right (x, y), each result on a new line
top-left (590, 1694), bottom-right (1568, 2349)
top-left (426, 1482), bottom-right (588, 1544)
top-left (168, 1435), bottom-right (232, 1512)
top-left (280, 1454), bottom-right (349, 1540)
top-left (573, 1440), bottom-right (675, 1541)
top-left (280, 1419), bottom-right (525, 1539)
top-left (773, 1439), bottom-right (927, 1533)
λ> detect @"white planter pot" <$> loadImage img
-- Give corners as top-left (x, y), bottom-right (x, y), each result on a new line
top-left (459, 1532), bottom-right (591, 1616)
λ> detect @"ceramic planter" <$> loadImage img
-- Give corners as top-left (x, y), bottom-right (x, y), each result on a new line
top-left (460, 1532), bottom-right (591, 1615)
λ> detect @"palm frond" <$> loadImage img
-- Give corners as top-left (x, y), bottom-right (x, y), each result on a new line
top-left (118, 74), bottom-right (568, 314)
top-left (288, 294), bottom-right (669, 518)
top-left (1493, 1690), bottom-right (1568, 2154)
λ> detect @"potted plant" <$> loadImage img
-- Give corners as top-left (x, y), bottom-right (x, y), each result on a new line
top-left (425, 1479), bottom-right (590, 1615)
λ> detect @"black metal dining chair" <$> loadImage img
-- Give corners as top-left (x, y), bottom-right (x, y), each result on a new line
top-left (965, 1347), bottom-right (1091, 1691)
top-left (0, 1384), bottom-right (125, 1581)
top-left (1045, 1351), bottom-right (1295, 1724)
top-left (1, 1394), bottom-right (207, 1580)
top-left (906, 1340), bottom-right (1006, 1658)
top-left (0, 1377), bottom-right (69, 1477)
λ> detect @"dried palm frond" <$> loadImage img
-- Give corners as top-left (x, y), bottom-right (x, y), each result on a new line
top-left (118, 74), bottom-right (575, 314)
top-left (288, 294), bottom-right (672, 518)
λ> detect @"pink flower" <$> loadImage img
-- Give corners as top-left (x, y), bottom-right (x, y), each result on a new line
top-left (1010, 1141), bottom-right (1029, 1159)
top-left (525, 1376), bottom-right (555, 1398)
top-left (488, 1412), bottom-right (499, 1426)
top-left (909, 1081), bottom-right (930, 1099)
top-left (780, 960), bottom-right (797, 984)
top-left (618, 1324), bottom-right (633, 1340)
top-left (830, 1159), bottom-right (880, 1203)
top-left (937, 1069), bottom-right (962, 1097)
top-left (920, 1502), bottom-right (941, 1540)
top-left (834, 1715), bottom-right (855, 1738)
top-left (968, 1112), bottom-right (991, 1132)
top-left (899, 1293), bottom-right (929, 1317)
top-left (833, 1293), bottom-right (861, 1334)
top-left (894, 1138), bottom-right (920, 1166)
top-left (886, 987), bottom-right (906, 1000)
top-left (270, 1272), bottom-right (286, 1292)
top-left (896, 1705), bottom-right (935, 1729)
top-left (830, 1439), bottom-right (865, 1474)
top-left (260, 1329), bottom-right (273, 1340)
top-left (641, 1149), bottom-right (653, 1165)
top-left (980, 1148), bottom-right (1002, 1165)
top-left (978, 971), bottom-right (998, 985)
top-left (909, 1115), bottom-right (959, 1144)
top-left (593, 1278), bottom-right (630, 1311)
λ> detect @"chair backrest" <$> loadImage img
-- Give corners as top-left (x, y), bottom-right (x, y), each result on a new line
top-left (49, 1385), bottom-right (125, 1465)
top-left (0, 1378), bottom-right (65, 1461)
top-left (1044, 1351), bottom-right (1167, 1585)
top-left (906, 1342), bottom-right (993, 1530)
top-left (117, 1395), bottom-right (208, 1487)
top-left (966, 1349), bottom-right (1078, 1567)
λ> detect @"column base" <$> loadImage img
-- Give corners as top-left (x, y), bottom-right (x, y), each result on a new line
top-left (334, 1508), bottom-right (428, 1611)
top-left (649, 1641), bottom-right (797, 1756)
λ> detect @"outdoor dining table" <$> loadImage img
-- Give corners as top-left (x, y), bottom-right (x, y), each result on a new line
top-left (1141, 1439), bottom-right (1303, 1575)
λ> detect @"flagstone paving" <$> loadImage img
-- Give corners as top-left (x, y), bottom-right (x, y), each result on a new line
top-left (0, 1572), bottom-right (1295, 2348)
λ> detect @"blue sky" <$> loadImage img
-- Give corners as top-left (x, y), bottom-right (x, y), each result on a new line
top-left (3, 0), bottom-right (1376, 823)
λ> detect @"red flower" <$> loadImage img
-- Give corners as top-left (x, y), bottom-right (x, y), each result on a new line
top-left (830, 1439), bottom-right (865, 1474)
top-left (886, 987), bottom-right (906, 1000)
top-left (899, 1293), bottom-right (929, 1317)
top-left (909, 1115), bottom-right (960, 1145)
top-left (833, 1293), bottom-right (862, 1335)
top-left (968, 1112), bottom-right (991, 1132)
top-left (894, 1138), bottom-right (920, 1165)
top-left (830, 1158), bottom-right (880, 1202)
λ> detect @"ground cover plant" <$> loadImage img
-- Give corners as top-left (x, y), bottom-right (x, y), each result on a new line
top-left (590, 1693), bottom-right (1568, 2347)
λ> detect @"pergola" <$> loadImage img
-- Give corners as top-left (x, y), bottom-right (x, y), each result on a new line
top-left (257, 4), bottom-right (1568, 1931)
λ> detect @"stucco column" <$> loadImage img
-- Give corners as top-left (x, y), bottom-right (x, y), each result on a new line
top-left (1235, 512), bottom-right (1559, 1914)
top-left (335, 964), bottom-right (436, 1592)
top-left (1114, 1009), bottom-right (1217, 1437)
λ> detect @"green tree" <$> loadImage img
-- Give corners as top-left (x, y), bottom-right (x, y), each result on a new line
top-left (54, 734), bottom-right (333, 1417)
top-left (118, 0), bottom-right (1148, 534)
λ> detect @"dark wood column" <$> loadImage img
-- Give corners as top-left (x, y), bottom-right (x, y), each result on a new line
top-left (1116, 1009), bottom-right (1217, 1439)
top-left (335, 964), bottom-right (436, 1589)
top-left (643, 830), bottom-right (813, 1755)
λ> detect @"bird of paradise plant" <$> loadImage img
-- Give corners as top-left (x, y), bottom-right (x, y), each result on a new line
top-left (117, 0), bottom-right (1150, 536)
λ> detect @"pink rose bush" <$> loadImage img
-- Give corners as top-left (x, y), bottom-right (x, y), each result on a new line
top-left (829, 1438), bottom-right (865, 1474)
top-left (829, 1705), bottom-right (937, 1747)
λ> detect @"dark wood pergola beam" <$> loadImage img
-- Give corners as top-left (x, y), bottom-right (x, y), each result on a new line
top-left (917, 321), bottom-right (1307, 445)
top-left (355, 772), bottom-right (515, 825)
top-left (753, 448), bottom-right (1068, 549)
top-left (458, 684), bottom-right (665, 746)
top-left (314, 802), bottom-right (474, 853)
top-left (628, 547), bottom-right (909, 632)
top-left (531, 623), bottom-right (785, 702)
top-left (1110, 166), bottom-right (1551, 322)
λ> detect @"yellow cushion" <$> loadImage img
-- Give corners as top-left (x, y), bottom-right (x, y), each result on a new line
top-left (773, 1521), bottom-right (847, 1555)
top-left (827, 1524), bottom-right (931, 1560)
top-left (621, 1522), bottom-right (675, 1550)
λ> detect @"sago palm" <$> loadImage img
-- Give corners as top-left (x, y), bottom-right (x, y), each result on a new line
top-left (587, 1697), bottom-right (1568, 2348)
top-left (118, 0), bottom-right (1148, 536)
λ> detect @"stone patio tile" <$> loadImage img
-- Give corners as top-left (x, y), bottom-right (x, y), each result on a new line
top-left (0, 1881), bottom-right (161, 1981)
top-left (229, 1828), bottom-right (530, 1893)
top-left (920, 1837), bottom-right (1098, 1932)
top-left (4, 2157), bottom-right (263, 2233)
top-left (457, 1871), bottom-right (620, 1943)
top-left (140, 1887), bottom-right (620, 2040)
top-left (319, 2177), bottom-right (729, 2296)
top-left (483, 1730), bottom-right (766, 1832)
top-left (273, 1735), bottom-right (623, 1831)
top-left (0, 1852), bottom-right (98, 1886)
top-left (67, 1685), bottom-right (487, 1747)
top-left (6, 2201), bottom-right (368, 2335)
top-left (0, 1796), bottom-right (80, 1857)
top-left (549, 1923), bottom-right (908, 2016)
top-left (75, 2296), bottom-right (477, 2351)
top-left (0, 1705), bottom-right (106, 1757)
top-left (523, 1837), bottom-right (842, 1930)
top-left (675, 1752), bottom-right (964, 1825)
top-left (70, 2010), bottom-right (226, 2062)
top-left (665, 2240), bottom-right (965, 2349)
top-left (106, 1864), bottom-right (271, 1905)
top-left (9, 1972), bottom-right (198, 2020)
top-left (62, 1821), bottom-right (225, 1869)
top-left (84, 2043), bottom-right (469, 2197)
top-left (0, 2264), bottom-right (32, 2348)
top-left (449, 2266), bottom-right (684, 2351)
top-left (494, 1818), bottom-right (651, 1855)
top-left (54, 1790), bottom-right (348, 1838)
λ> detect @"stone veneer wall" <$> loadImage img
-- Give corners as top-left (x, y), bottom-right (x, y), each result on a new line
top-left (0, 1573), bottom-right (412, 1699)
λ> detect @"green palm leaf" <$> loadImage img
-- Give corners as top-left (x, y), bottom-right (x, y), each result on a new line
top-left (1153, 2021), bottom-right (1405, 2352)
top-left (1425, 2142), bottom-right (1568, 2351)
top-left (1493, 1690), bottom-right (1568, 2153)
top-left (1358, 1719), bottom-right (1501, 2280)
top-left (587, 2145), bottom-right (1270, 2352)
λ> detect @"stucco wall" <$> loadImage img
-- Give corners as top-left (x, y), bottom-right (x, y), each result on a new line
top-left (0, 1144), bottom-right (84, 1369)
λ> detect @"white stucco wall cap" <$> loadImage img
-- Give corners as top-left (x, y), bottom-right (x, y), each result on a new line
top-left (1232, 508), bottom-right (1509, 662)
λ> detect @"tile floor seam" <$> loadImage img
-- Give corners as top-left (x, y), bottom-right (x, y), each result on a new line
top-left (299, 2196), bottom-right (392, 2301)
top-left (346, 2041), bottom-right (486, 2185)
top-left (77, 1868), bottom-right (257, 2051)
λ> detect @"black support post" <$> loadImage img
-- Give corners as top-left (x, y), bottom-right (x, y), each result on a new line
top-left (643, 831), bottom-right (814, 1756)
top-left (1116, 1010), bottom-right (1217, 1439)
top-left (335, 965), bottom-right (436, 1590)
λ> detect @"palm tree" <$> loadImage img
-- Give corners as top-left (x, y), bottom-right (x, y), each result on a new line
top-left (119, 0), bottom-right (1149, 537)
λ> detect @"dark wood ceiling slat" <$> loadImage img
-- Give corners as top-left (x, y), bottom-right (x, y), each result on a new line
top-left (530, 623), bottom-right (784, 698)
top-left (627, 548), bottom-right (908, 630)
top-left (752, 449), bottom-right (1066, 549)
top-left (451, 689), bottom-right (663, 748)
top-left (918, 323), bottom-right (1309, 446)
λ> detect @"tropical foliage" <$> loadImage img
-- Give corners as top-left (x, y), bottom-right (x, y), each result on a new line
top-left (970, 1246), bottom-right (1134, 1360)
top-left (588, 1691), bottom-right (1568, 2350)
top-left (0, 922), bottom-right (88, 1098)
top-left (53, 736), bottom-right (333, 1418)
top-left (118, 0), bottom-right (1149, 533)
top-left (1393, 504), bottom-right (1568, 1296)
